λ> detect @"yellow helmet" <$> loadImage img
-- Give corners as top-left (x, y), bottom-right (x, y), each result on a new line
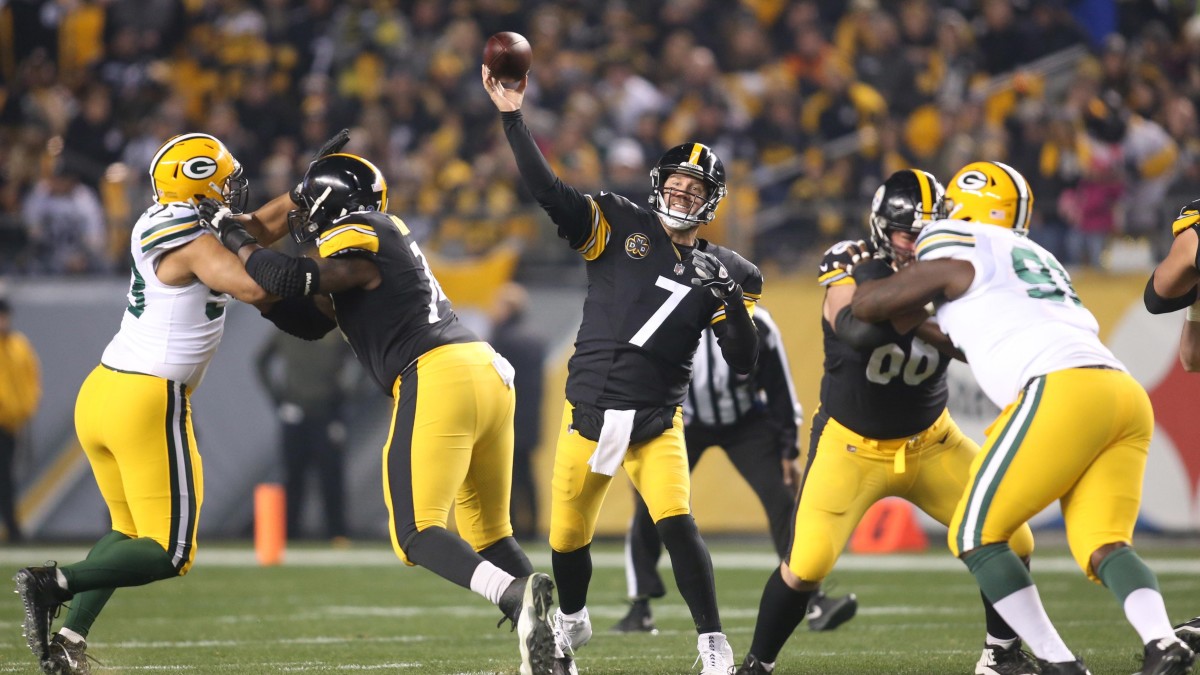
top-left (148, 133), bottom-right (248, 211)
top-left (944, 160), bottom-right (1033, 233)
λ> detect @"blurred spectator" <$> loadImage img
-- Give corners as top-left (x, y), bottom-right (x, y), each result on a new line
top-left (487, 283), bottom-right (546, 542)
top-left (1065, 95), bottom-right (1127, 267)
top-left (0, 294), bottom-right (41, 543)
top-left (255, 326), bottom-right (359, 544)
top-left (63, 85), bottom-right (124, 188)
top-left (21, 162), bottom-right (108, 275)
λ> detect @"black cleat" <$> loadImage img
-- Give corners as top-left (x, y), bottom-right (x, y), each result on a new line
top-left (1140, 636), bottom-right (1195, 675)
top-left (610, 597), bottom-right (657, 634)
top-left (1176, 617), bottom-right (1200, 654)
top-left (1036, 656), bottom-right (1091, 674)
top-left (976, 640), bottom-right (1039, 675)
top-left (13, 563), bottom-right (72, 661)
top-left (734, 653), bottom-right (772, 675)
top-left (42, 633), bottom-right (93, 675)
top-left (806, 590), bottom-right (857, 632)
top-left (500, 574), bottom-right (556, 675)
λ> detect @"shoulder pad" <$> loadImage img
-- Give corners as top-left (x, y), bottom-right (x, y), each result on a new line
top-left (914, 220), bottom-right (978, 261)
top-left (138, 203), bottom-right (203, 253)
top-left (317, 214), bottom-right (380, 258)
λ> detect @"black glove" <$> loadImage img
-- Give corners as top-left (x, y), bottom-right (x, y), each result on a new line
top-left (691, 250), bottom-right (740, 300)
top-left (1172, 198), bottom-right (1200, 238)
top-left (290, 129), bottom-right (351, 205)
top-left (825, 239), bottom-right (874, 276)
top-left (198, 197), bottom-right (258, 253)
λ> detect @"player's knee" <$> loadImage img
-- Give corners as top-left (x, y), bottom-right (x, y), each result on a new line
top-left (785, 533), bottom-right (836, 583)
top-left (548, 509), bottom-right (592, 552)
top-left (1087, 541), bottom-right (1129, 577)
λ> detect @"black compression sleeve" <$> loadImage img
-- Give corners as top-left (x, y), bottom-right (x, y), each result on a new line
top-left (715, 294), bottom-right (759, 375)
top-left (245, 248), bottom-right (320, 298)
top-left (501, 109), bottom-right (594, 247)
top-left (260, 297), bottom-right (336, 340)
top-left (834, 304), bottom-right (902, 350)
top-left (1143, 272), bottom-right (1198, 314)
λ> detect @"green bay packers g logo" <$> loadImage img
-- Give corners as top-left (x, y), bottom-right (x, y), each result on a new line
top-left (955, 170), bottom-right (988, 192)
top-left (625, 233), bottom-right (650, 259)
top-left (180, 156), bottom-right (218, 180)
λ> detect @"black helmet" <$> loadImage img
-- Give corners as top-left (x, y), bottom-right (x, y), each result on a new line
top-left (649, 143), bottom-right (727, 228)
top-left (869, 168), bottom-right (945, 263)
top-left (288, 153), bottom-right (388, 244)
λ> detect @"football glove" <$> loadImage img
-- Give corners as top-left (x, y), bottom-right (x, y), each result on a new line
top-left (1172, 198), bottom-right (1200, 238)
top-left (198, 197), bottom-right (258, 253)
top-left (825, 240), bottom-right (875, 276)
top-left (691, 250), bottom-right (739, 300)
top-left (290, 128), bottom-right (352, 205)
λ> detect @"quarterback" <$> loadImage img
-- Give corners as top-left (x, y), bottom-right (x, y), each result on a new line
top-left (484, 66), bottom-right (761, 675)
top-left (13, 133), bottom-right (271, 675)
top-left (853, 160), bottom-right (1195, 675)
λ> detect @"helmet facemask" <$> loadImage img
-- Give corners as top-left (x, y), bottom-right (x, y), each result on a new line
top-left (222, 163), bottom-right (249, 214)
top-left (650, 168), bottom-right (726, 230)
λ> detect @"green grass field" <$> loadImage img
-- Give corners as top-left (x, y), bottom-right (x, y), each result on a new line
top-left (1, 539), bottom-right (1198, 674)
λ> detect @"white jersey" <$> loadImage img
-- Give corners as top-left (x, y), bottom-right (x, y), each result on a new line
top-left (914, 219), bottom-right (1124, 408)
top-left (101, 202), bottom-right (229, 390)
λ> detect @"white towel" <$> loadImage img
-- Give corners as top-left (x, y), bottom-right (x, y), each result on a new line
top-left (491, 354), bottom-right (515, 388)
top-left (587, 408), bottom-right (635, 476)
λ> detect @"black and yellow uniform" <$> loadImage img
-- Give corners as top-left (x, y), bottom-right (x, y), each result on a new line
top-left (502, 108), bottom-right (761, 641)
top-left (313, 211), bottom-right (521, 565)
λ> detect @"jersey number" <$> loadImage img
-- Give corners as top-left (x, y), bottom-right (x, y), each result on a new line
top-left (865, 338), bottom-right (940, 385)
top-left (409, 242), bottom-right (448, 323)
top-left (629, 277), bottom-right (692, 347)
top-left (1011, 247), bottom-right (1081, 306)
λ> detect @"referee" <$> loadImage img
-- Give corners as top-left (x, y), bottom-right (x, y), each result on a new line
top-left (613, 307), bottom-right (857, 633)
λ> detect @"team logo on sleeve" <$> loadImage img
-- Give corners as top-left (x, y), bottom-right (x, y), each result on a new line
top-left (625, 233), bottom-right (650, 259)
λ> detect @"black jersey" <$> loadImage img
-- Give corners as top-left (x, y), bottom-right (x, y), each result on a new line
top-left (316, 210), bottom-right (477, 394)
top-left (563, 192), bottom-right (763, 409)
top-left (817, 241), bottom-right (948, 439)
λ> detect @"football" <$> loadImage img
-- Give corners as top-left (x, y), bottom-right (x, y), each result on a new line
top-left (483, 31), bottom-right (532, 83)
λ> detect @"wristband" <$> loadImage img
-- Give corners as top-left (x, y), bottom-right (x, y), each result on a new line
top-left (1188, 302), bottom-right (1200, 323)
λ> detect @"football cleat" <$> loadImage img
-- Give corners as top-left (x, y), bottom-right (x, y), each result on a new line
top-left (610, 597), bottom-right (657, 634)
top-left (498, 573), bottom-right (556, 675)
top-left (734, 653), bottom-right (772, 675)
top-left (694, 632), bottom-right (735, 675)
top-left (552, 607), bottom-right (591, 675)
top-left (807, 590), bottom-right (858, 632)
top-left (1036, 656), bottom-right (1092, 674)
top-left (1139, 636), bottom-right (1195, 675)
top-left (13, 563), bottom-right (72, 661)
top-left (1175, 617), bottom-right (1200, 653)
top-left (42, 633), bottom-right (93, 675)
top-left (976, 640), bottom-right (1039, 675)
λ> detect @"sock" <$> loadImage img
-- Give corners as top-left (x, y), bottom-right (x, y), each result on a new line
top-left (1096, 546), bottom-right (1174, 643)
top-left (657, 514), bottom-right (721, 634)
top-left (58, 627), bottom-right (85, 645)
top-left (986, 635), bottom-right (1018, 648)
top-left (60, 537), bottom-right (177, 591)
top-left (965, 544), bottom-right (1073, 662)
top-left (993, 587), bottom-right (1075, 662)
top-left (552, 544), bottom-right (592, 615)
top-left (62, 530), bottom-right (129, 637)
top-left (478, 536), bottom-right (533, 578)
top-left (470, 560), bottom-right (515, 606)
top-left (748, 567), bottom-right (814, 663)
top-left (981, 552), bottom-right (1028, 642)
top-left (403, 526), bottom-right (486, 589)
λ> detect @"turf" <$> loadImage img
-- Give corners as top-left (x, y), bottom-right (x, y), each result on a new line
top-left (2, 539), bottom-right (1198, 674)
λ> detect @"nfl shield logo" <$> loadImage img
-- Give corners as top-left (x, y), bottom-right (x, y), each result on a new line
top-left (674, 263), bottom-right (685, 275)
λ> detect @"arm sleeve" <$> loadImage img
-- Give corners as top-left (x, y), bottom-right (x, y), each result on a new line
top-left (501, 110), bottom-right (594, 248)
top-left (714, 293), bottom-right (759, 375)
top-left (1143, 272), bottom-right (1199, 314)
top-left (834, 304), bottom-right (903, 350)
top-left (754, 318), bottom-right (801, 459)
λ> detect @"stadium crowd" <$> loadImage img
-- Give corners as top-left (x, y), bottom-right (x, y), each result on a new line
top-left (0, 0), bottom-right (1198, 276)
